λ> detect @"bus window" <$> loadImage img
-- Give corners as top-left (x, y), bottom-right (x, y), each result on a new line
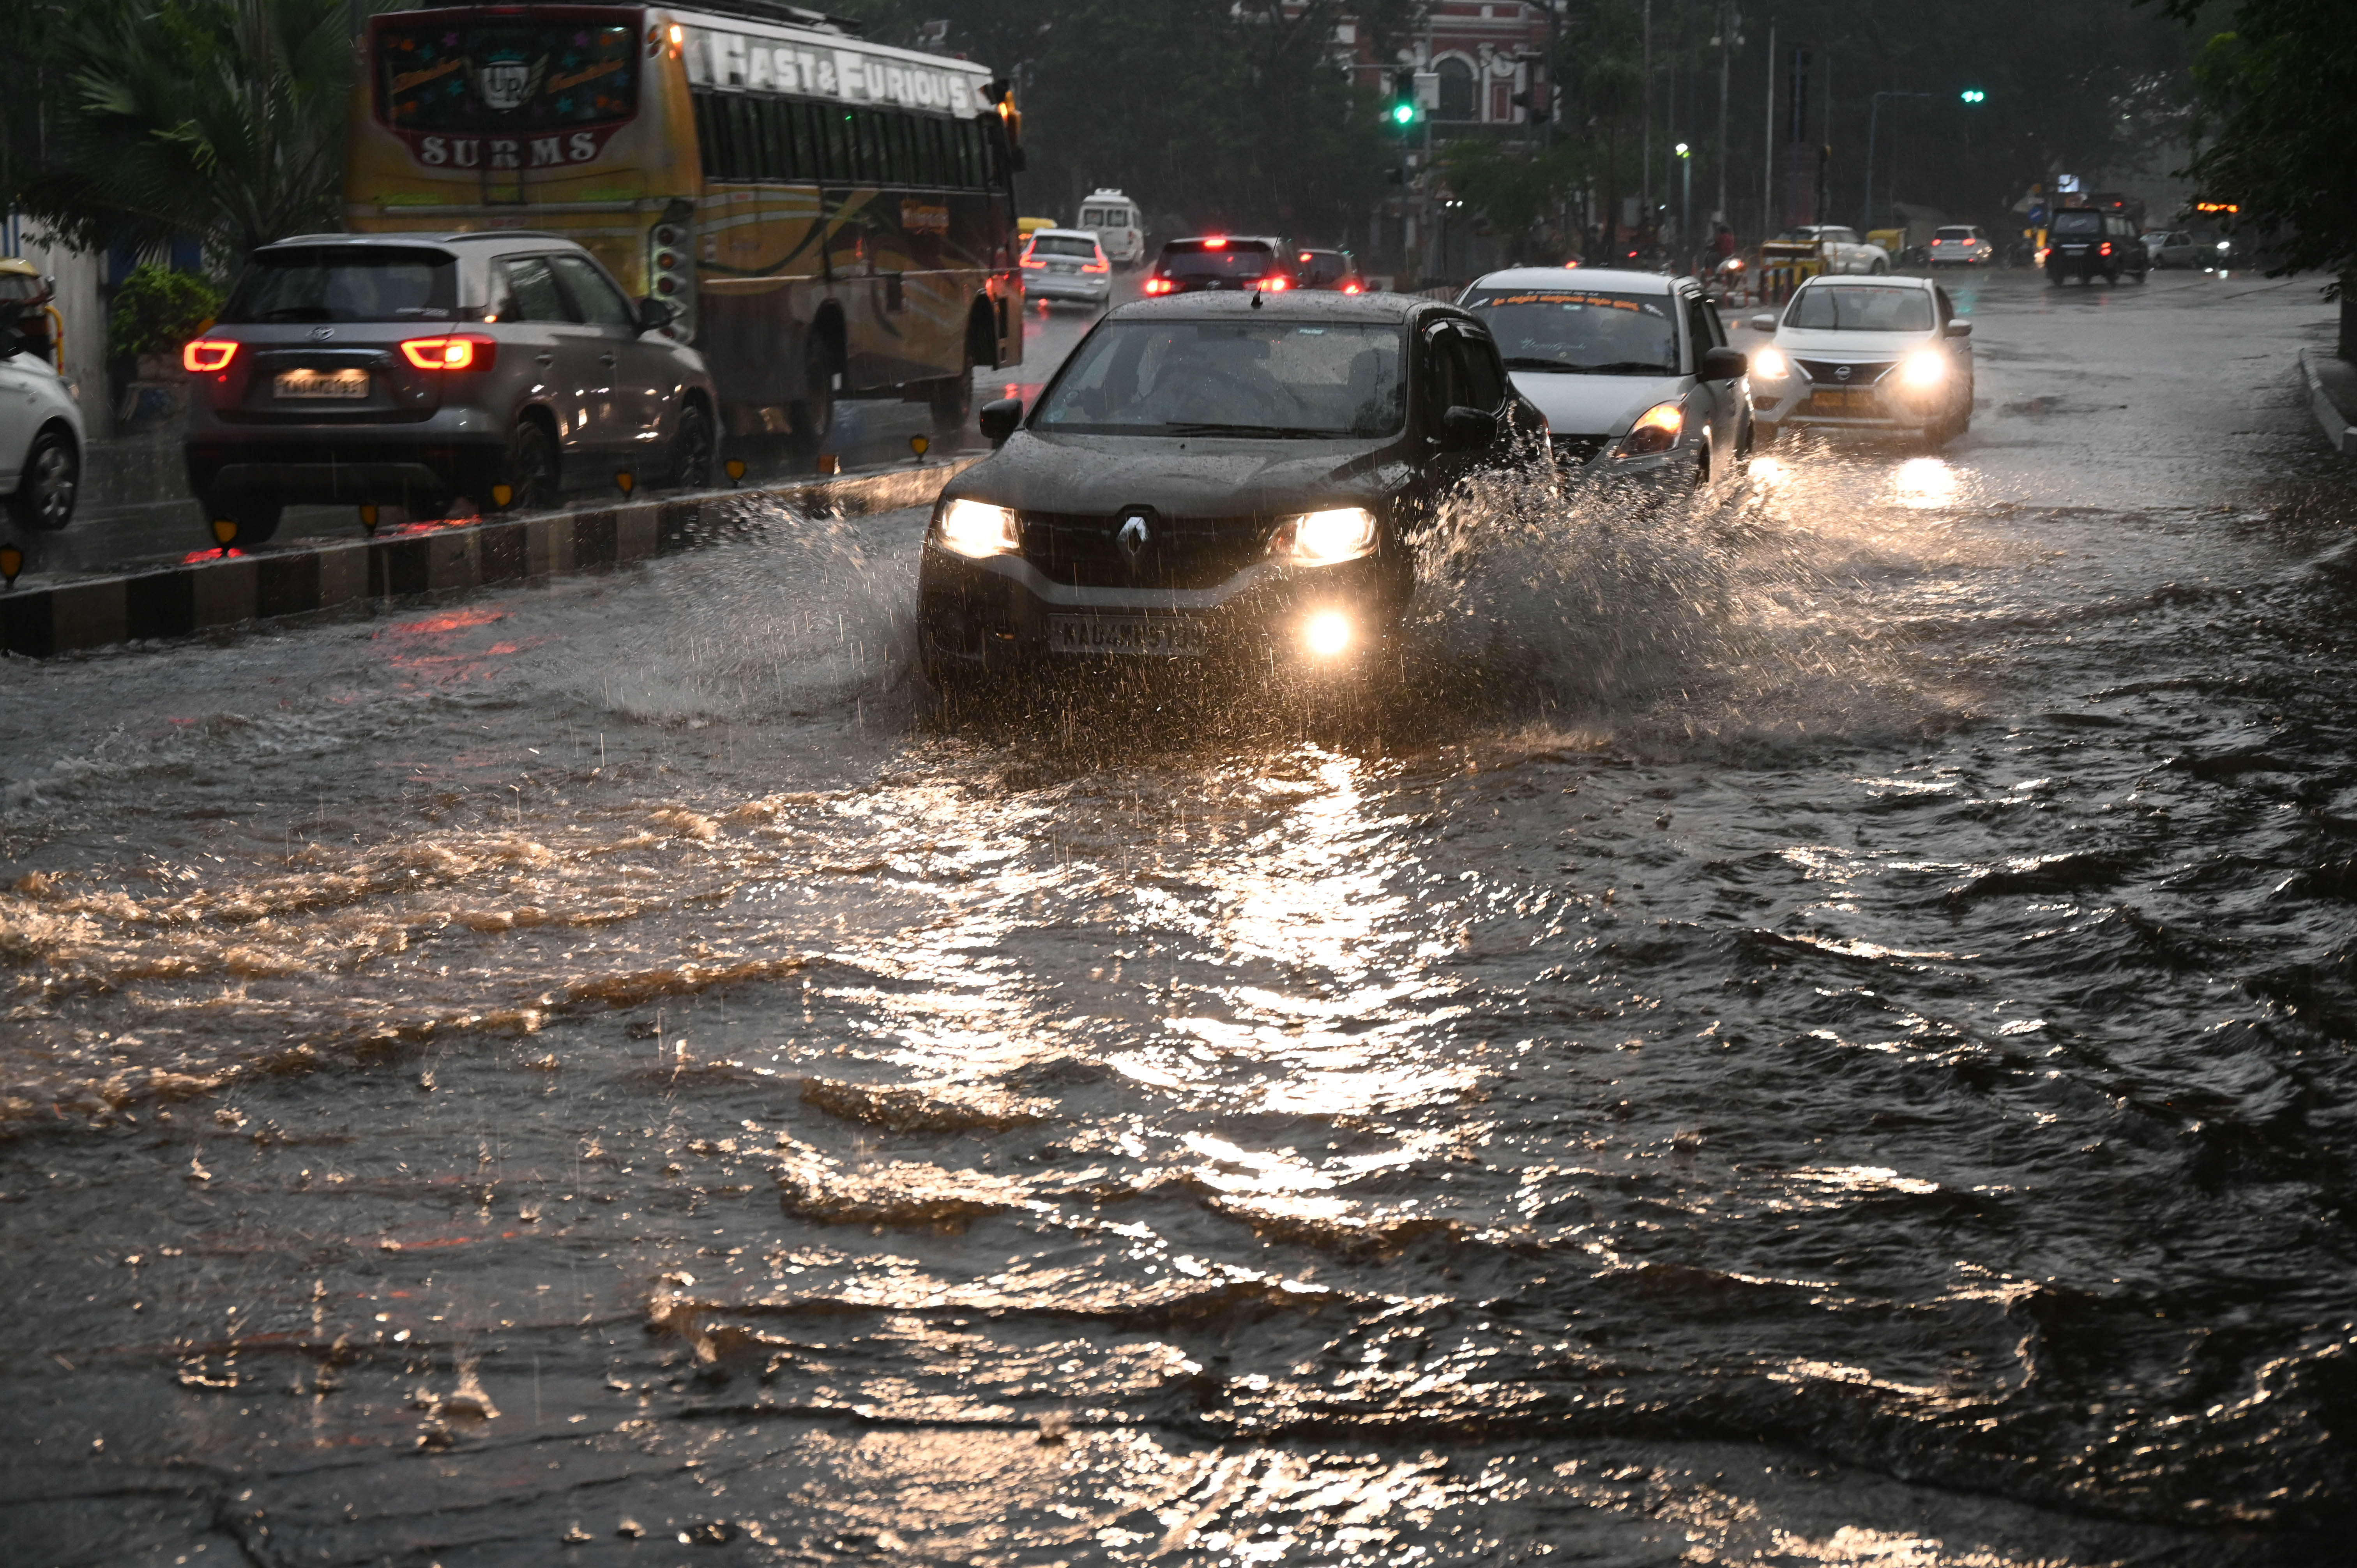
top-left (780, 101), bottom-right (817, 182)
top-left (852, 110), bottom-right (883, 184)
top-left (724, 97), bottom-right (760, 180)
top-left (886, 114), bottom-right (917, 188)
top-left (818, 108), bottom-right (849, 184)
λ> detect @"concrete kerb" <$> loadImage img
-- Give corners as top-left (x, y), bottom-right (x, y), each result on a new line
top-left (2298, 348), bottom-right (2357, 458)
top-left (0, 459), bottom-right (977, 659)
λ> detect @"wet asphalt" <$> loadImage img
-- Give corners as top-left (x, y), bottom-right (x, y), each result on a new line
top-left (4, 265), bottom-right (2357, 1566)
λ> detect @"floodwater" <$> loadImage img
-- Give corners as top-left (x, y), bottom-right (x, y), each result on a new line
top-left (5, 270), bottom-right (2356, 1565)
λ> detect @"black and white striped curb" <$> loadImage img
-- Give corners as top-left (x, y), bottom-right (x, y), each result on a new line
top-left (0, 460), bottom-right (975, 658)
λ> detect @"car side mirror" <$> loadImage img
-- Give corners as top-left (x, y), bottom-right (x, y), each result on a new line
top-left (1700, 346), bottom-right (1747, 380)
top-left (978, 397), bottom-right (1024, 447)
top-left (636, 296), bottom-right (679, 332)
top-left (1440, 405), bottom-right (1496, 452)
top-left (1748, 313), bottom-right (1777, 332)
top-left (1944, 319), bottom-right (1974, 339)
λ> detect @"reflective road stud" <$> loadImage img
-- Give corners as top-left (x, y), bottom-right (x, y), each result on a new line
top-left (359, 504), bottom-right (379, 535)
top-left (909, 434), bottom-right (929, 464)
top-left (816, 454), bottom-right (841, 476)
top-left (0, 544), bottom-right (21, 589)
top-left (210, 518), bottom-right (238, 553)
top-left (491, 484), bottom-right (514, 509)
top-left (724, 459), bottom-right (746, 484)
top-left (614, 471), bottom-right (635, 496)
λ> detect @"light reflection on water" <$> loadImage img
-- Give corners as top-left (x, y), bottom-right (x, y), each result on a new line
top-left (2, 421), bottom-right (2354, 1564)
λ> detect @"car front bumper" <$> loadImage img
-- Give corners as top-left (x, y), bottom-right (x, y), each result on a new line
top-left (917, 546), bottom-right (1409, 673)
top-left (1751, 378), bottom-right (1944, 433)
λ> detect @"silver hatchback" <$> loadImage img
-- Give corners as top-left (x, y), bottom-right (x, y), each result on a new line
top-left (184, 232), bottom-right (717, 545)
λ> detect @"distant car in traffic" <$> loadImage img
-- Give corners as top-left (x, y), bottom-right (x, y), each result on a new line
top-left (1296, 248), bottom-right (1367, 293)
top-left (1744, 275), bottom-right (1974, 449)
top-left (1458, 266), bottom-right (1752, 485)
top-left (916, 290), bottom-right (1548, 684)
top-left (1076, 189), bottom-right (1146, 270)
top-left (2044, 210), bottom-right (2147, 286)
top-left (1143, 237), bottom-right (1297, 297)
top-left (2141, 230), bottom-right (2201, 268)
top-left (1775, 225), bottom-right (1892, 275)
top-left (1928, 225), bottom-right (1994, 266)
top-left (0, 260), bottom-right (83, 533)
top-left (1020, 229), bottom-right (1113, 310)
top-left (183, 233), bottom-right (718, 546)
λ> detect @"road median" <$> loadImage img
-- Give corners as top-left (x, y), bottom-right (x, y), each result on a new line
top-left (2298, 348), bottom-right (2357, 458)
top-left (0, 459), bottom-right (974, 659)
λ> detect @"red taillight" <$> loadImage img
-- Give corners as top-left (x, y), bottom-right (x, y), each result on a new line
top-left (1257, 275), bottom-right (1291, 291)
top-left (1020, 256), bottom-right (1044, 269)
top-left (2099, 242), bottom-right (2112, 256)
top-left (184, 339), bottom-right (238, 373)
top-left (1082, 259), bottom-right (1108, 273)
top-left (1143, 277), bottom-right (1175, 294)
top-left (1931, 238), bottom-right (1944, 245)
top-left (1341, 281), bottom-right (1363, 294)
top-left (1202, 237), bottom-right (1227, 249)
top-left (399, 334), bottom-right (496, 371)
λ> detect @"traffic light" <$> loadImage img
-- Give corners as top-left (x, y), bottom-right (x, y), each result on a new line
top-left (1387, 68), bottom-right (1420, 129)
top-left (1959, 88), bottom-right (1986, 104)
top-left (1510, 84), bottom-right (1552, 124)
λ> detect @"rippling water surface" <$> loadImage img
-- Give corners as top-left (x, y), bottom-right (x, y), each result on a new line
top-left (5, 275), bottom-right (2357, 1564)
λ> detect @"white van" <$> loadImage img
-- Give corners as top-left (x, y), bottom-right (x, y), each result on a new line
top-left (1077, 189), bottom-right (1145, 269)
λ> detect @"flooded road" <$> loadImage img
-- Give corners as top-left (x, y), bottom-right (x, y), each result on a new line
top-left (6, 269), bottom-right (2357, 1566)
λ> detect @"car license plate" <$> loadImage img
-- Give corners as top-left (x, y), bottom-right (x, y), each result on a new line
top-left (1809, 388), bottom-right (1875, 413)
top-left (274, 368), bottom-right (371, 399)
top-left (1049, 615), bottom-right (1204, 657)
top-left (1049, 261), bottom-right (1078, 273)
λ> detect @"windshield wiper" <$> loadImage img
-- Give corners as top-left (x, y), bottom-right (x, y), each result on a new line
top-left (1569, 360), bottom-right (1675, 375)
top-left (1162, 422), bottom-right (1337, 438)
top-left (1502, 356), bottom-right (1583, 372)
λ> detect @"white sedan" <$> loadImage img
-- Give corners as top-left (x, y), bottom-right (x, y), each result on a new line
top-left (0, 261), bottom-right (83, 533)
top-left (1775, 225), bottom-right (1892, 275)
top-left (1743, 275), bottom-right (1974, 449)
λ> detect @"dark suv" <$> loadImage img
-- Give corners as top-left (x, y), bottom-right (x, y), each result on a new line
top-left (184, 232), bottom-right (718, 544)
top-left (1296, 248), bottom-right (1367, 293)
top-left (2044, 210), bottom-right (2147, 286)
top-left (1143, 237), bottom-right (1298, 297)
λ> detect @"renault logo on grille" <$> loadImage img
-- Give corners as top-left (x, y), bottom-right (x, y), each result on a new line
top-left (1835, 363), bottom-right (1853, 381)
top-left (1117, 510), bottom-right (1151, 561)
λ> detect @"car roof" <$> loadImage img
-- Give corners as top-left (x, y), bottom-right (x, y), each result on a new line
top-left (1107, 291), bottom-right (1436, 326)
top-left (255, 231), bottom-right (572, 253)
top-left (1466, 266), bottom-right (1685, 295)
top-left (1798, 273), bottom-right (1936, 290)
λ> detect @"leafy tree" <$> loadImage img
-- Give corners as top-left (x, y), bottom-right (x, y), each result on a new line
top-left (2142, 0), bottom-right (2357, 352)
top-left (1435, 138), bottom-right (1582, 264)
top-left (3, 0), bottom-right (373, 266)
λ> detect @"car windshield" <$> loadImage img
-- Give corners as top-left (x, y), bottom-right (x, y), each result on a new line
top-left (1460, 288), bottom-right (1678, 374)
top-left (1161, 244), bottom-right (1277, 279)
top-left (1936, 228), bottom-right (1975, 240)
top-left (2051, 212), bottom-right (2103, 236)
top-left (1030, 236), bottom-right (1099, 259)
top-left (1785, 285), bottom-right (1934, 332)
top-left (1034, 320), bottom-right (1404, 437)
top-left (221, 248), bottom-right (458, 323)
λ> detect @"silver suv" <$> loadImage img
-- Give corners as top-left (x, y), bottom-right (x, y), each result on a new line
top-left (184, 232), bottom-right (717, 544)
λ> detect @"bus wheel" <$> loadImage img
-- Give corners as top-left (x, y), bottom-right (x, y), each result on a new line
top-left (791, 334), bottom-right (837, 457)
top-left (928, 364), bottom-right (973, 435)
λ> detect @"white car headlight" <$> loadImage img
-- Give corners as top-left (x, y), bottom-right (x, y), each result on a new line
top-left (1898, 349), bottom-right (1947, 388)
top-left (1271, 507), bottom-right (1377, 565)
top-left (1751, 344), bottom-right (1790, 380)
top-left (936, 498), bottom-right (1020, 558)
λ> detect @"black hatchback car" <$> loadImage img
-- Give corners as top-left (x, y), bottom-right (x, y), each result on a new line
top-left (1143, 237), bottom-right (1298, 297)
top-left (917, 291), bottom-right (1547, 682)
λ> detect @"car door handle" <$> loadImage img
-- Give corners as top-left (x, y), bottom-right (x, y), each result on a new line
top-left (535, 352), bottom-right (555, 366)
top-left (599, 353), bottom-right (618, 367)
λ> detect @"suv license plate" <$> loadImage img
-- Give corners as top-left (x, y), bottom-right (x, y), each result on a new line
top-left (1809, 389), bottom-right (1874, 413)
top-left (275, 368), bottom-right (371, 399)
top-left (1049, 615), bottom-right (1204, 657)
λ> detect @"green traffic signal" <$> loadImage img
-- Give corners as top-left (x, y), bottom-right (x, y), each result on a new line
top-left (1960, 88), bottom-right (1986, 103)
top-left (1389, 100), bottom-right (1417, 126)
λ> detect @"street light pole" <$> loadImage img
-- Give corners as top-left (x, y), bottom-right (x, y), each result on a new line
top-left (1862, 90), bottom-right (1931, 233)
top-left (1677, 143), bottom-right (1692, 257)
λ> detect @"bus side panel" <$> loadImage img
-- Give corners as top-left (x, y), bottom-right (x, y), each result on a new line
top-left (695, 183), bottom-right (827, 414)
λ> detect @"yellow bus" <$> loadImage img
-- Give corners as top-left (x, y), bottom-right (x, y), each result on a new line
top-left (344, 2), bottom-right (1025, 450)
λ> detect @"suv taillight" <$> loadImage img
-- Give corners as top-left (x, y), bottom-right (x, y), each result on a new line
top-left (400, 334), bottom-right (496, 371)
top-left (184, 340), bottom-right (239, 373)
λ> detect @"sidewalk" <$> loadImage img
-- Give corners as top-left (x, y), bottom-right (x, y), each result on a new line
top-left (2298, 349), bottom-right (2357, 457)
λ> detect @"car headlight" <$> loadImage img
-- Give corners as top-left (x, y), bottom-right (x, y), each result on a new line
top-left (1270, 506), bottom-right (1377, 565)
top-left (936, 498), bottom-right (1020, 558)
top-left (1898, 349), bottom-right (1946, 388)
top-left (1616, 401), bottom-right (1684, 457)
top-left (1751, 344), bottom-right (1789, 380)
